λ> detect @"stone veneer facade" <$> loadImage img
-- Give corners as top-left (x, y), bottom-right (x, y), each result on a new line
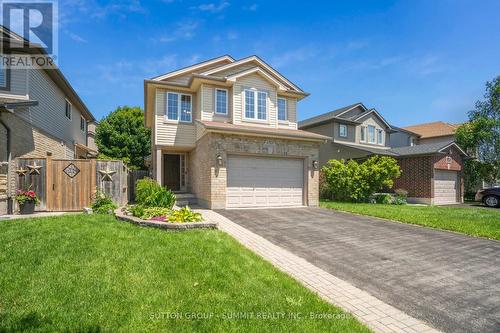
top-left (188, 132), bottom-right (320, 209)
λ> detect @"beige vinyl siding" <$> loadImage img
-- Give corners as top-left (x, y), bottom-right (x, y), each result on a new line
top-left (232, 73), bottom-right (277, 128)
top-left (13, 69), bottom-right (86, 150)
top-left (155, 89), bottom-right (196, 147)
top-left (356, 114), bottom-right (388, 147)
top-left (200, 84), bottom-right (232, 122)
top-left (159, 60), bottom-right (233, 85)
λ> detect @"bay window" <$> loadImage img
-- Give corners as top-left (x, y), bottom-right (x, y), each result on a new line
top-left (339, 124), bottom-right (348, 138)
top-left (360, 126), bottom-right (366, 142)
top-left (377, 129), bottom-right (383, 144)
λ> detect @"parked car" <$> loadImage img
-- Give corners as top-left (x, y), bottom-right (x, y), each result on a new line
top-left (475, 187), bottom-right (500, 208)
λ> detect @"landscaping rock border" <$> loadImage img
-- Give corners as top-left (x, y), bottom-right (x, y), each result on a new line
top-left (115, 209), bottom-right (218, 230)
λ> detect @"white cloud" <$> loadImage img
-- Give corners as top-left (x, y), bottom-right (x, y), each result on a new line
top-left (60, 0), bottom-right (146, 23)
top-left (271, 46), bottom-right (320, 68)
top-left (65, 30), bottom-right (87, 43)
top-left (192, 1), bottom-right (230, 13)
top-left (155, 21), bottom-right (200, 43)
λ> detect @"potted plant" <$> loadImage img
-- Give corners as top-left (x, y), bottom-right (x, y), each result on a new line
top-left (15, 190), bottom-right (40, 215)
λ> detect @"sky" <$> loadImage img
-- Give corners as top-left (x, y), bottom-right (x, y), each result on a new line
top-left (52, 0), bottom-right (500, 126)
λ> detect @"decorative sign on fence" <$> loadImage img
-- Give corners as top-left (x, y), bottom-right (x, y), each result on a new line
top-left (63, 163), bottom-right (80, 178)
top-left (27, 162), bottom-right (43, 175)
top-left (98, 168), bottom-right (116, 181)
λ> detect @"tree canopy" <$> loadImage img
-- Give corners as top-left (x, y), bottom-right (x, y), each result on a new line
top-left (456, 76), bottom-right (500, 190)
top-left (95, 106), bottom-right (151, 170)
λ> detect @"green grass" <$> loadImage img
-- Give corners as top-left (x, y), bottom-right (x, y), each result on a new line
top-left (321, 200), bottom-right (500, 241)
top-left (0, 214), bottom-right (369, 333)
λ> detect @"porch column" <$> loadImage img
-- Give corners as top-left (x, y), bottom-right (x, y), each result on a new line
top-left (156, 148), bottom-right (163, 186)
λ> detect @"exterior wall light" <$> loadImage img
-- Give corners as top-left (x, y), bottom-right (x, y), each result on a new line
top-left (216, 154), bottom-right (223, 167)
top-left (312, 160), bottom-right (319, 170)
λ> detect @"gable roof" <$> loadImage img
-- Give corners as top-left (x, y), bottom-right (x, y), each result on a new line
top-left (388, 140), bottom-right (467, 156)
top-left (200, 55), bottom-right (303, 92)
top-left (402, 121), bottom-right (458, 139)
top-left (353, 108), bottom-right (393, 130)
top-left (298, 103), bottom-right (367, 129)
top-left (334, 140), bottom-right (467, 158)
top-left (0, 25), bottom-right (95, 121)
top-left (151, 55), bottom-right (235, 81)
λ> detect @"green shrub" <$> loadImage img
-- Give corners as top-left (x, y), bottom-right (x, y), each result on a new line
top-left (372, 193), bottom-right (394, 204)
top-left (168, 206), bottom-right (203, 223)
top-left (135, 178), bottom-right (176, 209)
top-left (139, 207), bottom-right (171, 220)
top-left (91, 190), bottom-right (117, 214)
top-left (322, 156), bottom-right (401, 202)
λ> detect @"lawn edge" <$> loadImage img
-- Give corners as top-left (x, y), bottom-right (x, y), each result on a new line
top-left (319, 202), bottom-right (500, 243)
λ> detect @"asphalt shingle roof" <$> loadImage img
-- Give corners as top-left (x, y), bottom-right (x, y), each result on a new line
top-left (388, 140), bottom-right (456, 156)
top-left (298, 103), bottom-right (363, 129)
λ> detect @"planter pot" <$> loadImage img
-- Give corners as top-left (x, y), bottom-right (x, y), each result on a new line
top-left (19, 201), bottom-right (36, 215)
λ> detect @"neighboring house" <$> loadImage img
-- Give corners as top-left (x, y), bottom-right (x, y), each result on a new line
top-left (299, 104), bottom-right (468, 205)
top-left (144, 55), bottom-right (328, 209)
top-left (0, 27), bottom-right (96, 215)
top-left (396, 121), bottom-right (458, 146)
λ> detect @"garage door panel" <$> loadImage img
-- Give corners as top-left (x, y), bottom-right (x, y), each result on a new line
top-left (227, 156), bottom-right (304, 208)
top-left (434, 170), bottom-right (458, 205)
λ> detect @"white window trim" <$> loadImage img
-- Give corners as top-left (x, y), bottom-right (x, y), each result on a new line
top-left (243, 88), bottom-right (268, 122)
top-left (339, 124), bottom-right (348, 138)
top-left (368, 125), bottom-right (376, 144)
top-left (80, 116), bottom-right (86, 132)
top-left (214, 88), bottom-right (228, 115)
top-left (377, 129), bottom-right (383, 145)
top-left (165, 91), bottom-right (193, 123)
top-left (65, 99), bottom-right (72, 120)
top-left (360, 126), bottom-right (366, 142)
top-left (277, 97), bottom-right (287, 122)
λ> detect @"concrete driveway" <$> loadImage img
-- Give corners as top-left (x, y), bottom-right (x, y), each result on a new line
top-left (216, 207), bottom-right (500, 333)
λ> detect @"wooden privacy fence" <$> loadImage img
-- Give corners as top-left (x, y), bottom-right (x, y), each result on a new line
top-left (128, 170), bottom-right (150, 203)
top-left (16, 157), bottom-right (129, 212)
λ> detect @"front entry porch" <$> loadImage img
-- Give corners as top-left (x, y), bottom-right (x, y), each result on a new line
top-left (162, 153), bottom-right (188, 192)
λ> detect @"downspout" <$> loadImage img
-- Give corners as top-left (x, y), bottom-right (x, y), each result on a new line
top-left (0, 113), bottom-right (13, 214)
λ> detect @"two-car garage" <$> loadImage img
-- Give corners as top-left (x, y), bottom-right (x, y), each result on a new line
top-left (226, 155), bottom-right (305, 208)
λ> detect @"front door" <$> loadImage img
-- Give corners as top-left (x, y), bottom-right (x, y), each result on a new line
top-left (164, 154), bottom-right (181, 191)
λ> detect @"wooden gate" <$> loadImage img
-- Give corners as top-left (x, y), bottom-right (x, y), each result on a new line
top-left (48, 159), bottom-right (95, 211)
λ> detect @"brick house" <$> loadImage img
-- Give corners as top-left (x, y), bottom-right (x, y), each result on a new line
top-left (0, 26), bottom-right (96, 215)
top-left (299, 104), bottom-right (468, 205)
top-left (144, 55), bottom-right (329, 209)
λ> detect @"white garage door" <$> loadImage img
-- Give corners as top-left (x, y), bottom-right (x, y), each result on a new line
top-left (434, 170), bottom-right (459, 205)
top-left (227, 156), bottom-right (304, 208)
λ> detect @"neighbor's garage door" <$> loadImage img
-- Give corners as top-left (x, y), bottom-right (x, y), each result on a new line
top-left (434, 170), bottom-right (459, 205)
top-left (227, 156), bottom-right (304, 208)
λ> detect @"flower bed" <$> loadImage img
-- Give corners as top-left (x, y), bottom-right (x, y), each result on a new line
top-left (115, 208), bottom-right (217, 230)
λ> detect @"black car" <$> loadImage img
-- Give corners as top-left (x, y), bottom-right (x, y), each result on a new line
top-left (475, 187), bottom-right (500, 208)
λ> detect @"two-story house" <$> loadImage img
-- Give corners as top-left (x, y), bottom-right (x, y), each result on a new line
top-left (299, 104), bottom-right (468, 205)
top-left (144, 55), bottom-right (328, 209)
top-left (0, 26), bottom-right (96, 215)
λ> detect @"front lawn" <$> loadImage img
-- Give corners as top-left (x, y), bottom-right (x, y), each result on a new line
top-left (0, 214), bottom-right (369, 333)
top-left (321, 201), bottom-right (500, 241)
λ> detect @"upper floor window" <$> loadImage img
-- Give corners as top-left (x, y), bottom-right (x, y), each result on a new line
top-left (65, 100), bottom-right (72, 120)
top-left (339, 124), bottom-right (348, 138)
top-left (360, 126), bottom-right (366, 142)
top-left (0, 60), bottom-right (10, 91)
top-left (166, 92), bottom-right (192, 122)
top-left (244, 89), bottom-right (267, 120)
top-left (368, 125), bottom-right (376, 143)
top-left (215, 88), bottom-right (228, 115)
top-left (377, 129), bottom-right (383, 144)
top-left (277, 98), bottom-right (287, 121)
top-left (80, 116), bottom-right (86, 132)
